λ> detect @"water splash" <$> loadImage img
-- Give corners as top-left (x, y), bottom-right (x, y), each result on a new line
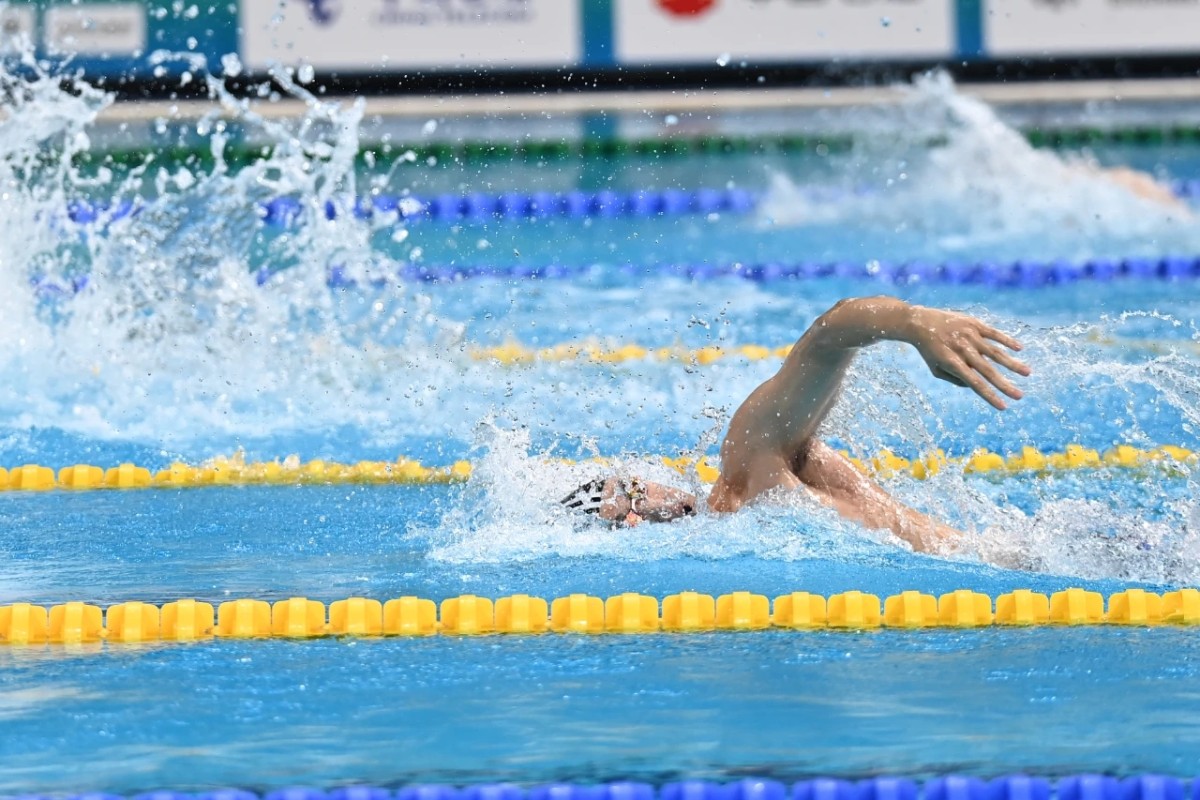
top-left (759, 71), bottom-right (1198, 260)
top-left (423, 312), bottom-right (1200, 586)
top-left (0, 48), bottom-right (111, 343)
top-left (422, 422), bottom-right (906, 566)
top-left (0, 49), bottom-right (464, 448)
top-left (3, 56), bottom-right (1200, 584)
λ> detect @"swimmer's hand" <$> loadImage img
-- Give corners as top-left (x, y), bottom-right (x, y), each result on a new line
top-left (906, 307), bottom-right (1031, 410)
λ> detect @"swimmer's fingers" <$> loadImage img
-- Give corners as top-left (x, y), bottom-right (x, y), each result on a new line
top-left (976, 323), bottom-right (1024, 353)
top-left (963, 349), bottom-right (1024, 401)
top-left (981, 342), bottom-right (1032, 377)
top-left (972, 321), bottom-right (1031, 376)
top-left (931, 365), bottom-right (968, 388)
top-left (937, 351), bottom-right (1007, 410)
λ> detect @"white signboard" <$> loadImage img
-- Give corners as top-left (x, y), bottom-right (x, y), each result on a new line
top-left (45, 3), bottom-right (146, 56)
top-left (0, 6), bottom-right (35, 55)
top-left (615, 0), bottom-right (954, 62)
top-left (242, 0), bottom-right (581, 71)
top-left (986, 0), bottom-right (1200, 55)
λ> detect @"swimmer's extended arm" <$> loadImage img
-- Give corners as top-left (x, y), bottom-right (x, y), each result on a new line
top-left (710, 297), bottom-right (1030, 511)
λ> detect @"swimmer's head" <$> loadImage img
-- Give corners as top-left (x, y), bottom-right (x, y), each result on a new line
top-left (560, 476), bottom-right (697, 527)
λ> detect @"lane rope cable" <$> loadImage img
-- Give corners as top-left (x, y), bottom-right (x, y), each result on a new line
top-left (3, 587), bottom-right (1198, 644)
top-left (63, 176), bottom-right (1200, 229)
top-left (32, 254), bottom-right (1200, 299)
top-left (466, 334), bottom-right (1200, 365)
top-left (0, 443), bottom-right (1192, 492)
top-left (0, 777), bottom-right (1186, 800)
top-left (0, 778), bottom-right (1183, 800)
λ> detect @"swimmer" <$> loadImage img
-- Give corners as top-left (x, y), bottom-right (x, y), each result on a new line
top-left (561, 296), bottom-right (1031, 554)
top-left (1097, 165), bottom-right (1187, 210)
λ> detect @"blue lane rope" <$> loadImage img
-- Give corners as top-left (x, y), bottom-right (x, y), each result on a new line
top-left (318, 254), bottom-right (1200, 288)
top-left (62, 177), bottom-right (1200, 230)
top-left (28, 254), bottom-right (1200, 298)
top-left (23, 775), bottom-right (1193, 800)
top-left (64, 186), bottom-right (760, 228)
top-left (1171, 179), bottom-right (1200, 200)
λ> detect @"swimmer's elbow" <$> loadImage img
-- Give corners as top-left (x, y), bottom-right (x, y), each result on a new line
top-left (818, 296), bottom-right (896, 325)
top-left (807, 296), bottom-right (913, 352)
top-left (815, 298), bottom-right (857, 325)
top-left (803, 298), bottom-right (868, 355)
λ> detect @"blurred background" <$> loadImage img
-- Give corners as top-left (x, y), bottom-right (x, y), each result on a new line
top-left (7, 0), bottom-right (1200, 95)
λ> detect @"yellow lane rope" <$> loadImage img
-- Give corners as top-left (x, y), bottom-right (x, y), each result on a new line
top-left (470, 342), bottom-right (794, 365)
top-left (0, 443), bottom-right (1192, 492)
top-left (469, 335), bottom-right (1200, 366)
top-left (1, 588), bottom-right (1195, 645)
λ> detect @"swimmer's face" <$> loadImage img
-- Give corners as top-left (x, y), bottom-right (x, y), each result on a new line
top-left (598, 477), bottom-right (697, 526)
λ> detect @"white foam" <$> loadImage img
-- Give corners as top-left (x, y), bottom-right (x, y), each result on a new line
top-left (422, 424), bottom-right (906, 566)
top-left (760, 71), bottom-right (1199, 258)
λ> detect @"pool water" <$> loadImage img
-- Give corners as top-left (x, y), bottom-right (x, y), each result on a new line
top-left (2, 63), bottom-right (1200, 793)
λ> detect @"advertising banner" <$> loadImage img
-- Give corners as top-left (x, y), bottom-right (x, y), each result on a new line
top-left (614, 0), bottom-right (955, 63)
top-left (985, 0), bottom-right (1200, 55)
top-left (44, 2), bottom-right (146, 56)
top-left (241, 0), bottom-right (582, 71)
top-left (0, 5), bottom-right (36, 54)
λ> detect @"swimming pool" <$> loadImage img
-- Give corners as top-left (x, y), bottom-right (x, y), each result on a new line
top-left (4, 65), bottom-right (1200, 793)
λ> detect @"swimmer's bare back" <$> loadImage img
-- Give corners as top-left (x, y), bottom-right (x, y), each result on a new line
top-left (707, 296), bottom-right (1031, 553)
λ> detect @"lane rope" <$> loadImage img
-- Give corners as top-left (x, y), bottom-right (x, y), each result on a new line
top-left (466, 334), bottom-right (1200, 366)
top-left (34, 250), bottom-right (1200, 297)
top-left (377, 255), bottom-right (1200, 287)
top-left (0, 778), bottom-right (1182, 800)
top-left (0, 778), bottom-right (1187, 800)
top-left (0, 443), bottom-right (1192, 492)
top-left (2, 587), bottom-right (1197, 644)
top-left (64, 185), bottom-right (760, 229)
top-left (65, 176), bottom-right (1200, 230)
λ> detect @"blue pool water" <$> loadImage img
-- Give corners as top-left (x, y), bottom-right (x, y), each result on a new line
top-left (3, 64), bottom-right (1200, 792)
top-left (6, 627), bottom-right (1200, 793)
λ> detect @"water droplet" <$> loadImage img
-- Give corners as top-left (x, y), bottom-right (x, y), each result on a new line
top-left (880, 16), bottom-right (891, 26)
top-left (715, 53), bottom-right (730, 67)
top-left (220, 52), bottom-right (242, 77)
top-left (297, 63), bottom-right (314, 84)
top-left (174, 167), bottom-right (195, 190)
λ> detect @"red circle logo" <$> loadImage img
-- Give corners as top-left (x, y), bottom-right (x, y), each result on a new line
top-left (655, 0), bottom-right (717, 15)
